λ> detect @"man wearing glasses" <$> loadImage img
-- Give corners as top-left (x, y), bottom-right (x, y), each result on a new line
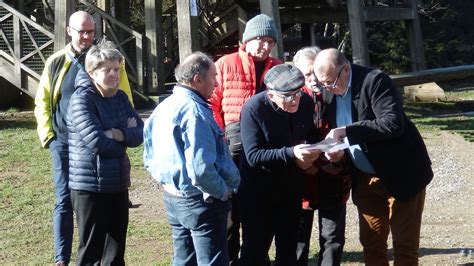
top-left (238, 64), bottom-right (324, 265)
top-left (34, 11), bottom-right (133, 266)
top-left (210, 13), bottom-right (282, 265)
top-left (293, 46), bottom-right (350, 266)
top-left (314, 48), bottom-right (433, 265)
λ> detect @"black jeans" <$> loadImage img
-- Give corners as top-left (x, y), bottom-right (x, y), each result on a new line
top-left (296, 204), bottom-right (346, 266)
top-left (71, 189), bottom-right (129, 265)
top-left (228, 152), bottom-right (242, 266)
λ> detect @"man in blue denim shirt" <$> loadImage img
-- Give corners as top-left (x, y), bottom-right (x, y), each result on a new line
top-left (143, 52), bottom-right (240, 265)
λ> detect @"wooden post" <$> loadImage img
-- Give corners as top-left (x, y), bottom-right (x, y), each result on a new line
top-left (145, 0), bottom-right (165, 95)
top-left (113, 0), bottom-right (130, 48)
top-left (164, 15), bottom-right (174, 61)
top-left (346, 0), bottom-right (370, 66)
top-left (403, 0), bottom-right (427, 71)
top-left (176, 0), bottom-right (200, 63)
top-left (13, 0), bottom-right (24, 88)
top-left (94, 0), bottom-right (109, 40)
top-left (259, 0), bottom-right (284, 61)
top-left (237, 6), bottom-right (247, 43)
top-left (54, 0), bottom-right (75, 52)
top-left (310, 23), bottom-right (317, 46)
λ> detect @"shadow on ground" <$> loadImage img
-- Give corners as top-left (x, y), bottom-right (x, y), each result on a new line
top-left (404, 100), bottom-right (474, 141)
top-left (0, 118), bottom-right (36, 130)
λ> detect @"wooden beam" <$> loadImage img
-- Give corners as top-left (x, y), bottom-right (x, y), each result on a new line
top-left (54, 0), bottom-right (75, 52)
top-left (402, 0), bottom-right (427, 71)
top-left (390, 65), bottom-right (474, 87)
top-left (145, 0), bottom-right (165, 95)
top-left (279, 9), bottom-right (347, 24)
top-left (346, 0), bottom-right (370, 66)
top-left (259, 0), bottom-right (284, 61)
top-left (13, 10), bottom-right (22, 88)
top-left (365, 7), bottom-right (414, 22)
top-left (176, 0), bottom-right (200, 63)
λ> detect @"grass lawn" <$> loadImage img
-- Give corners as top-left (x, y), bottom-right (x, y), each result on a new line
top-left (0, 89), bottom-right (472, 264)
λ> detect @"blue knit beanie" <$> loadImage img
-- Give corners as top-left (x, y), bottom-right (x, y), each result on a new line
top-left (242, 14), bottom-right (278, 43)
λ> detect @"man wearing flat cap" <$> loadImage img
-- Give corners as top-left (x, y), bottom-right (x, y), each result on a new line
top-left (209, 13), bottom-right (282, 264)
top-left (238, 64), bottom-right (322, 265)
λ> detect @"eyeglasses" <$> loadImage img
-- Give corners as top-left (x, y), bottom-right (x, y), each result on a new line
top-left (316, 64), bottom-right (345, 90)
top-left (272, 90), bottom-right (304, 103)
top-left (255, 36), bottom-right (275, 47)
top-left (69, 26), bottom-right (95, 36)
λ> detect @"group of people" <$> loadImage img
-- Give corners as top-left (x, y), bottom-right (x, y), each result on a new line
top-left (144, 13), bottom-right (433, 266)
top-left (35, 10), bottom-right (433, 266)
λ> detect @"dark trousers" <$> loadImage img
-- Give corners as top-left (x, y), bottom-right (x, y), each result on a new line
top-left (296, 205), bottom-right (346, 266)
top-left (239, 186), bottom-right (301, 266)
top-left (228, 153), bottom-right (242, 266)
top-left (71, 189), bottom-right (129, 266)
top-left (228, 196), bottom-right (241, 266)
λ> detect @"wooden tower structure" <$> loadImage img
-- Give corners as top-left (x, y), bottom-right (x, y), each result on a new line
top-left (0, 0), bottom-right (427, 106)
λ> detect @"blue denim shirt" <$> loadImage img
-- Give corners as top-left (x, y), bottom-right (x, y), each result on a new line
top-left (143, 85), bottom-right (240, 201)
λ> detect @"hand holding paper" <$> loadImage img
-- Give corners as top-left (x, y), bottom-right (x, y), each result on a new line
top-left (326, 126), bottom-right (346, 142)
top-left (300, 138), bottom-right (349, 153)
top-left (293, 144), bottom-right (321, 170)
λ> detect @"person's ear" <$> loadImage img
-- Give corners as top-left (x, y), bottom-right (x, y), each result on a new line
top-left (267, 90), bottom-right (275, 99)
top-left (88, 70), bottom-right (95, 78)
top-left (192, 74), bottom-right (201, 84)
top-left (66, 26), bottom-right (72, 37)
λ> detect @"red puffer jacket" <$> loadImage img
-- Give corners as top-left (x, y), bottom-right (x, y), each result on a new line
top-left (210, 44), bottom-right (282, 129)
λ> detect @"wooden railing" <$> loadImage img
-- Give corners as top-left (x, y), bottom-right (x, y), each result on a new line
top-left (391, 65), bottom-right (474, 87)
top-left (0, 1), bottom-right (147, 97)
top-left (0, 2), bottom-right (54, 96)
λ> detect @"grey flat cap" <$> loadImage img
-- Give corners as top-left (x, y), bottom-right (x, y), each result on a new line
top-left (264, 64), bottom-right (305, 92)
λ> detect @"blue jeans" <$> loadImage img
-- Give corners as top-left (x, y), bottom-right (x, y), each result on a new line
top-left (163, 192), bottom-right (231, 266)
top-left (49, 139), bottom-right (73, 263)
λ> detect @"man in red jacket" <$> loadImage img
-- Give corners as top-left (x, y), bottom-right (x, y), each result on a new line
top-left (209, 13), bottom-right (282, 265)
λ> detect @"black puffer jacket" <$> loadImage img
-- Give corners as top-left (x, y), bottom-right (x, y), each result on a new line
top-left (67, 70), bottom-right (143, 193)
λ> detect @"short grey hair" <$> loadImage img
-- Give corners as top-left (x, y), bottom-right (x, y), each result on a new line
top-left (293, 46), bottom-right (321, 66)
top-left (174, 52), bottom-right (214, 84)
top-left (85, 40), bottom-right (123, 72)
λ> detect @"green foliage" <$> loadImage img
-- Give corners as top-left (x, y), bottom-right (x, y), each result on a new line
top-left (362, 0), bottom-right (473, 73)
top-left (366, 20), bottom-right (412, 74)
top-left (420, 0), bottom-right (474, 67)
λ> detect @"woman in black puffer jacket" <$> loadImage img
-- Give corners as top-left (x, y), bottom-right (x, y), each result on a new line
top-left (67, 40), bottom-right (143, 265)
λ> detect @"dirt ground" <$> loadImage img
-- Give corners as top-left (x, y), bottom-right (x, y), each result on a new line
top-left (339, 131), bottom-right (474, 265)
top-left (129, 129), bottom-right (474, 265)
